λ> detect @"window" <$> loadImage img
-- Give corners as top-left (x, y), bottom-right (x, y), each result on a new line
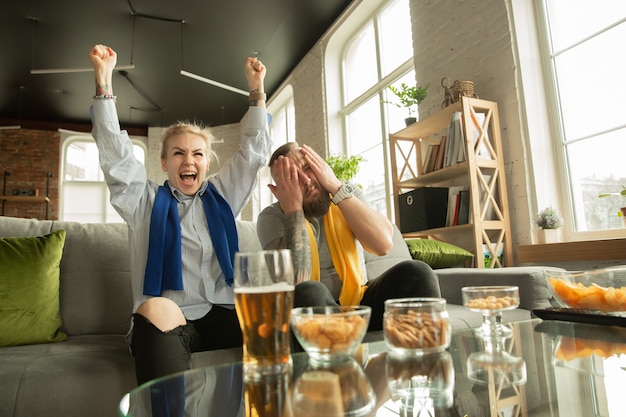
top-left (337, 0), bottom-right (415, 220)
top-left (61, 133), bottom-right (146, 223)
top-left (539, 1), bottom-right (626, 234)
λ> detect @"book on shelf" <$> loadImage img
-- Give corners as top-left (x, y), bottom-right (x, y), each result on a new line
top-left (422, 145), bottom-right (434, 174)
top-left (445, 186), bottom-right (467, 227)
top-left (443, 116), bottom-right (454, 168)
top-left (451, 193), bottom-right (460, 226)
top-left (422, 144), bottom-right (440, 174)
top-left (427, 144), bottom-right (439, 173)
top-left (483, 243), bottom-right (503, 268)
top-left (443, 112), bottom-right (464, 167)
top-left (434, 136), bottom-right (446, 171)
top-left (457, 190), bottom-right (470, 225)
top-left (453, 112), bottom-right (466, 163)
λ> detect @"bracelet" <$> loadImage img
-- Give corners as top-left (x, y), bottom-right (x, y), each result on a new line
top-left (93, 94), bottom-right (117, 100)
top-left (249, 92), bottom-right (266, 101)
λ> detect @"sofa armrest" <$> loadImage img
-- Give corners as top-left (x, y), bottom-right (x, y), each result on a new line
top-left (435, 266), bottom-right (565, 311)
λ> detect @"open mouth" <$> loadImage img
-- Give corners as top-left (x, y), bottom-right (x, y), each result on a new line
top-left (180, 172), bottom-right (197, 185)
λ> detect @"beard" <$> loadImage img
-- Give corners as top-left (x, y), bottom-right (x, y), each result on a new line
top-left (303, 184), bottom-right (332, 218)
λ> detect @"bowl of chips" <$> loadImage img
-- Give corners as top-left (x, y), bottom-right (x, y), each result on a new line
top-left (545, 267), bottom-right (626, 312)
top-left (291, 306), bottom-right (371, 363)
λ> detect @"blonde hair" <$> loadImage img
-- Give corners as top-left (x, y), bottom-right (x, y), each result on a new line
top-left (160, 122), bottom-right (218, 163)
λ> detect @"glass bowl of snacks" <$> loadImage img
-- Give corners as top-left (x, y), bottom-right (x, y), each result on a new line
top-left (383, 297), bottom-right (451, 357)
top-left (462, 286), bottom-right (519, 338)
top-left (291, 306), bottom-right (371, 364)
top-left (545, 267), bottom-right (626, 312)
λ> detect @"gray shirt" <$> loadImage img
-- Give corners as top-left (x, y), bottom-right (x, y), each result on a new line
top-left (91, 99), bottom-right (272, 319)
top-left (256, 190), bottom-right (368, 301)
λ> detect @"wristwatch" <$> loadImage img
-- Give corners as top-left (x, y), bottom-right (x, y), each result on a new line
top-left (331, 182), bottom-right (356, 205)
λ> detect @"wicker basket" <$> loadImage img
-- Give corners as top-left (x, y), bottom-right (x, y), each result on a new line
top-left (452, 80), bottom-right (477, 100)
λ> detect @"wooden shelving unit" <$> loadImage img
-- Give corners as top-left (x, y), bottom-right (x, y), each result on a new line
top-left (1, 171), bottom-right (51, 219)
top-left (389, 97), bottom-right (513, 268)
top-left (0, 195), bottom-right (50, 204)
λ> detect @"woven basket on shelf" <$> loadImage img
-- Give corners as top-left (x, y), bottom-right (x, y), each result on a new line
top-left (451, 80), bottom-right (478, 100)
top-left (441, 77), bottom-right (479, 108)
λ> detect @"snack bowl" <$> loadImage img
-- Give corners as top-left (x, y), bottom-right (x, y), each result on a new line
top-left (383, 298), bottom-right (451, 356)
top-left (545, 267), bottom-right (626, 312)
top-left (291, 306), bottom-right (371, 363)
top-left (461, 286), bottom-right (519, 339)
top-left (462, 286), bottom-right (520, 313)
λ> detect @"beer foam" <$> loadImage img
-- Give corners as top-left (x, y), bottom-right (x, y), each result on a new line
top-left (235, 282), bottom-right (295, 293)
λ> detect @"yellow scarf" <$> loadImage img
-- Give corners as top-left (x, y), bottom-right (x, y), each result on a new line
top-left (306, 203), bottom-right (366, 305)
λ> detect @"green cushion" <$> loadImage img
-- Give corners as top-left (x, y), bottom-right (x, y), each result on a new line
top-left (405, 238), bottom-right (474, 269)
top-left (0, 230), bottom-right (68, 347)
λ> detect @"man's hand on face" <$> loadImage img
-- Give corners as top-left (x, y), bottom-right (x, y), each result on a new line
top-left (300, 144), bottom-right (342, 195)
top-left (268, 155), bottom-right (305, 212)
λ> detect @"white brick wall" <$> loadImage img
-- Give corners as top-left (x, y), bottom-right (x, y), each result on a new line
top-left (410, 0), bottom-right (532, 251)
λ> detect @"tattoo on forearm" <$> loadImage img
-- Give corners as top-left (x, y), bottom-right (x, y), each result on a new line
top-left (285, 211), bottom-right (312, 283)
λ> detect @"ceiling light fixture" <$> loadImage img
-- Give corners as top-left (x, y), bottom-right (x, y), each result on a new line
top-left (179, 70), bottom-right (248, 96)
top-left (30, 65), bottom-right (135, 75)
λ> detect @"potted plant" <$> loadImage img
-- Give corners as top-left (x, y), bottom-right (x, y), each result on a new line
top-left (381, 83), bottom-right (428, 126)
top-left (599, 185), bottom-right (626, 226)
top-left (535, 206), bottom-right (563, 244)
top-left (325, 153), bottom-right (364, 187)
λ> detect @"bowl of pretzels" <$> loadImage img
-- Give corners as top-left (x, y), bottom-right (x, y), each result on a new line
top-left (383, 298), bottom-right (451, 357)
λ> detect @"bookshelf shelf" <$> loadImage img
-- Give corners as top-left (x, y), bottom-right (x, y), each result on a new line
top-left (0, 196), bottom-right (50, 203)
top-left (389, 97), bottom-right (513, 268)
top-left (1, 171), bottom-right (51, 219)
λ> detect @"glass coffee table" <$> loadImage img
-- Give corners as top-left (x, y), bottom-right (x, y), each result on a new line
top-left (119, 319), bottom-right (626, 416)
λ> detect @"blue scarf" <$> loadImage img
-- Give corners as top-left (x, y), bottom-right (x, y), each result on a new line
top-left (143, 181), bottom-right (239, 296)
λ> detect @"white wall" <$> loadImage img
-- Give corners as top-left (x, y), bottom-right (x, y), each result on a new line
top-left (409, 0), bottom-right (534, 256)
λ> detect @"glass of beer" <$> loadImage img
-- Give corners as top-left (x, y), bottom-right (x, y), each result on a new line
top-left (234, 249), bottom-right (295, 379)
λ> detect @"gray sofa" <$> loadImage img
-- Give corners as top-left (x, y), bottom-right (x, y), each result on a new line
top-left (0, 215), bottom-right (558, 417)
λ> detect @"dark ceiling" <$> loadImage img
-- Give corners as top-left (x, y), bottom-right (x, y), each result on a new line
top-left (0, 0), bottom-right (353, 130)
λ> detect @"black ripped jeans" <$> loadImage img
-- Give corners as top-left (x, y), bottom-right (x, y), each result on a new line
top-left (294, 259), bottom-right (441, 331)
top-left (130, 305), bottom-right (243, 385)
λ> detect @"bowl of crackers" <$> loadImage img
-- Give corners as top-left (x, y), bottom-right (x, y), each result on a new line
top-left (291, 306), bottom-right (371, 363)
top-left (545, 266), bottom-right (626, 312)
top-left (383, 298), bottom-right (451, 356)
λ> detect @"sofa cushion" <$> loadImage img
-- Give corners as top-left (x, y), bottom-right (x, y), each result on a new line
top-left (363, 225), bottom-right (412, 280)
top-left (0, 334), bottom-right (136, 417)
top-left (0, 230), bottom-right (68, 347)
top-left (405, 238), bottom-right (474, 268)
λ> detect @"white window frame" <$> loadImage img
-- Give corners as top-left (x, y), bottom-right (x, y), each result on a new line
top-left (532, 1), bottom-right (626, 240)
top-left (326, 0), bottom-right (415, 221)
top-left (59, 129), bottom-right (147, 223)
